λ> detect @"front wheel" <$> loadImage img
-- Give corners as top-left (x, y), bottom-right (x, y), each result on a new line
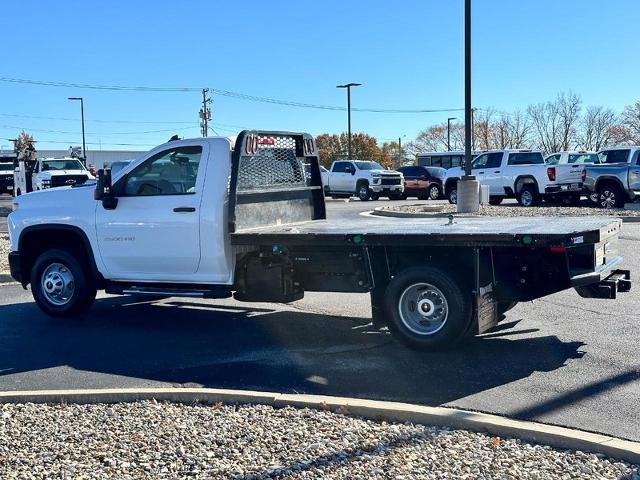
top-left (516, 185), bottom-right (540, 207)
top-left (428, 185), bottom-right (441, 200)
top-left (447, 187), bottom-right (458, 204)
top-left (384, 266), bottom-right (472, 350)
top-left (357, 183), bottom-right (371, 201)
top-left (31, 249), bottom-right (96, 317)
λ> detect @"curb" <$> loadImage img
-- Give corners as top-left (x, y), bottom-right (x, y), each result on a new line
top-left (0, 388), bottom-right (638, 464)
top-left (0, 274), bottom-right (15, 284)
top-left (371, 207), bottom-right (640, 223)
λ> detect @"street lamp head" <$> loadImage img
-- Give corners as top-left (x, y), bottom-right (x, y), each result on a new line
top-left (448, 117), bottom-right (457, 121)
top-left (336, 83), bottom-right (362, 88)
top-left (68, 97), bottom-right (83, 101)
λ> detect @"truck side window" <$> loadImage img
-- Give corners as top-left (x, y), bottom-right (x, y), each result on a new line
top-left (332, 162), bottom-right (347, 173)
top-left (123, 146), bottom-right (202, 196)
top-left (485, 152), bottom-right (503, 169)
top-left (471, 154), bottom-right (488, 169)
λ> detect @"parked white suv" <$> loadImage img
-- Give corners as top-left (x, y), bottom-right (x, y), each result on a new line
top-left (444, 149), bottom-right (585, 206)
top-left (324, 160), bottom-right (404, 201)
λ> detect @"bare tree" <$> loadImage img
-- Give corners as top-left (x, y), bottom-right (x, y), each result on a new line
top-left (620, 101), bottom-right (640, 144)
top-left (490, 110), bottom-right (531, 149)
top-left (405, 122), bottom-right (464, 155)
top-left (579, 106), bottom-right (617, 151)
top-left (474, 107), bottom-right (496, 150)
top-left (528, 92), bottom-right (582, 153)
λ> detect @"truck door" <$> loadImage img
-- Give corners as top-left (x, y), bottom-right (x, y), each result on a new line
top-left (331, 161), bottom-right (353, 192)
top-left (470, 153), bottom-right (489, 189)
top-left (95, 144), bottom-right (205, 278)
top-left (482, 152), bottom-right (505, 195)
top-left (629, 150), bottom-right (640, 193)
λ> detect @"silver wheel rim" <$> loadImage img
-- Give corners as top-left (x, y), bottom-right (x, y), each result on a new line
top-left (450, 189), bottom-right (457, 204)
top-left (521, 190), bottom-right (533, 206)
top-left (359, 186), bottom-right (368, 199)
top-left (398, 282), bottom-right (449, 336)
top-left (429, 186), bottom-right (439, 200)
top-left (600, 190), bottom-right (616, 209)
top-left (41, 262), bottom-right (75, 306)
top-left (590, 192), bottom-right (599, 204)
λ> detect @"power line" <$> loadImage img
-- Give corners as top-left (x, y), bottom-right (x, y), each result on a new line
top-left (0, 124), bottom-right (198, 136)
top-left (0, 112), bottom-right (197, 125)
top-left (0, 76), bottom-right (464, 114)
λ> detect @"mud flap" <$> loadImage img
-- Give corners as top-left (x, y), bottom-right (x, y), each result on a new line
top-left (477, 283), bottom-right (498, 334)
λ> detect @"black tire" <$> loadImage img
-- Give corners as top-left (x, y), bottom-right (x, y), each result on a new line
top-left (447, 187), bottom-right (458, 204)
top-left (428, 185), bottom-right (441, 200)
top-left (31, 248), bottom-right (96, 317)
top-left (516, 184), bottom-right (540, 207)
top-left (370, 193), bottom-right (380, 201)
top-left (489, 197), bottom-right (503, 206)
top-left (597, 183), bottom-right (625, 209)
top-left (384, 266), bottom-right (472, 350)
top-left (357, 182), bottom-right (371, 201)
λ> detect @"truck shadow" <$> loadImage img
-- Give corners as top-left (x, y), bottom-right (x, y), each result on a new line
top-left (0, 296), bottom-right (585, 409)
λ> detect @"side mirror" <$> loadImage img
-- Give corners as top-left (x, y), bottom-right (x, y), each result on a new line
top-left (94, 169), bottom-right (118, 209)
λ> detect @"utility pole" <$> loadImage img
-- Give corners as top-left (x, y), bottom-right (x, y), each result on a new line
top-left (398, 136), bottom-right (402, 164)
top-left (447, 117), bottom-right (457, 151)
top-left (199, 88), bottom-right (212, 137)
top-left (336, 83), bottom-right (362, 158)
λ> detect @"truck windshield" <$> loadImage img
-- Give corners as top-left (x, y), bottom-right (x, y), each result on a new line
top-left (41, 160), bottom-right (85, 171)
top-left (507, 152), bottom-right (544, 165)
top-left (0, 163), bottom-right (13, 171)
top-left (355, 161), bottom-right (385, 170)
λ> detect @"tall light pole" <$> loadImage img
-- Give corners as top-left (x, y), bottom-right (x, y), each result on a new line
top-left (68, 97), bottom-right (86, 165)
top-left (336, 83), bottom-right (361, 159)
top-left (447, 117), bottom-right (457, 151)
top-left (457, 0), bottom-right (480, 212)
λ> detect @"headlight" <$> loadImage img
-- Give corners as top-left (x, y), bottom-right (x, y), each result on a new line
top-left (372, 175), bottom-right (381, 184)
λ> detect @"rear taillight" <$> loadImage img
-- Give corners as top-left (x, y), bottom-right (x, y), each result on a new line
top-left (581, 169), bottom-right (586, 182)
top-left (547, 167), bottom-right (556, 181)
top-left (549, 245), bottom-right (566, 253)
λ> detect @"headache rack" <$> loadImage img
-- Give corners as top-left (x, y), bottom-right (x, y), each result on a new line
top-left (228, 130), bottom-right (326, 233)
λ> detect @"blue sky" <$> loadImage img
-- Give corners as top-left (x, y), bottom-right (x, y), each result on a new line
top-left (1, 0), bottom-right (638, 151)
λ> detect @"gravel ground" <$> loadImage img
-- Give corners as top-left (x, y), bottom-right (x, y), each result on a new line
top-left (382, 203), bottom-right (640, 218)
top-left (0, 401), bottom-right (637, 479)
top-left (0, 234), bottom-right (9, 274)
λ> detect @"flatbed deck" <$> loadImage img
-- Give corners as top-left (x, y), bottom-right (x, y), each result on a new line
top-left (231, 215), bottom-right (621, 248)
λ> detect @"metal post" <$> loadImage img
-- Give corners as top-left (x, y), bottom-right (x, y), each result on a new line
top-left (398, 136), bottom-right (402, 163)
top-left (68, 97), bottom-right (86, 165)
top-left (447, 117), bottom-right (456, 151)
top-left (464, 0), bottom-right (472, 177)
top-left (457, 0), bottom-right (480, 213)
top-left (337, 83), bottom-right (362, 159)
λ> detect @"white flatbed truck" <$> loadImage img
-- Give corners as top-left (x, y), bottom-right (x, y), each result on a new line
top-left (7, 131), bottom-right (631, 350)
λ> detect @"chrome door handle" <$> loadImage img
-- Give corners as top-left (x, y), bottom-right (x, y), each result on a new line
top-left (173, 207), bottom-right (196, 213)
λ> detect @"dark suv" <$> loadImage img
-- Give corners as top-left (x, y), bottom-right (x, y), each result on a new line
top-left (396, 165), bottom-right (446, 200)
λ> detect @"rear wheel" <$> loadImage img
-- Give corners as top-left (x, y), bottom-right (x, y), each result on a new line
top-left (384, 266), bottom-right (472, 350)
top-left (428, 185), bottom-right (441, 200)
top-left (597, 183), bottom-right (625, 209)
top-left (31, 249), bottom-right (96, 317)
top-left (516, 185), bottom-right (540, 207)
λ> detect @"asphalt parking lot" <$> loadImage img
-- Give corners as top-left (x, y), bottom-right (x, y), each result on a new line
top-left (0, 197), bottom-right (639, 442)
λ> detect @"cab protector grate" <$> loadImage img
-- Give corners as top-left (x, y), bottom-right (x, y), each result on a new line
top-left (237, 135), bottom-right (306, 191)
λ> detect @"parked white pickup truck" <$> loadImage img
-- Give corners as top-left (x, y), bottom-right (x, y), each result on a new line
top-left (324, 160), bottom-right (404, 201)
top-left (6, 131), bottom-right (631, 351)
top-left (14, 157), bottom-right (94, 196)
top-left (444, 149), bottom-right (585, 206)
top-left (545, 151), bottom-right (600, 203)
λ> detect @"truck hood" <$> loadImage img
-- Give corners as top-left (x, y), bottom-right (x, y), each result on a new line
top-left (39, 170), bottom-right (94, 178)
top-left (371, 170), bottom-right (401, 176)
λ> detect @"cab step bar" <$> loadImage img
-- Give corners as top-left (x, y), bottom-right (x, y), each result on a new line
top-left (105, 282), bottom-right (232, 299)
